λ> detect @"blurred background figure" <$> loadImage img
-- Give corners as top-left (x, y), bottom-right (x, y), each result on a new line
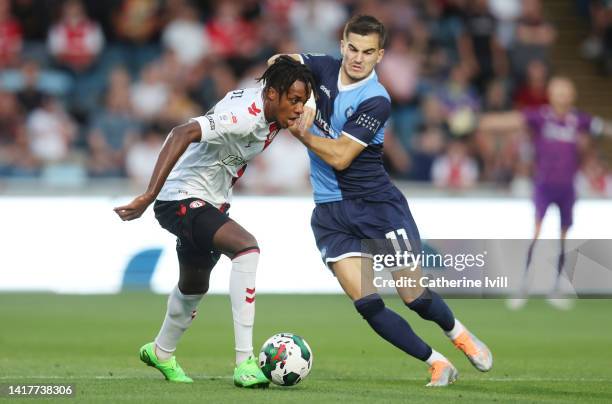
top-left (0, 0), bottom-right (606, 200)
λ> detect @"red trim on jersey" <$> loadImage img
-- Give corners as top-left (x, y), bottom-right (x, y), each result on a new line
top-left (263, 122), bottom-right (280, 150)
top-left (231, 164), bottom-right (247, 187)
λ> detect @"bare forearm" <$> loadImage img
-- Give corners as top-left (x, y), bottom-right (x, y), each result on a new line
top-left (299, 132), bottom-right (347, 170)
top-left (144, 124), bottom-right (200, 199)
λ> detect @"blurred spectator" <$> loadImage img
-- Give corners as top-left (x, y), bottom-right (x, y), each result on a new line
top-left (488, 0), bottom-right (522, 49)
top-left (157, 85), bottom-right (201, 127)
top-left (111, 0), bottom-right (163, 75)
top-left (576, 151), bottom-right (612, 197)
top-left (410, 125), bottom-right (447, 182)
top-left (378, 30), bottom-right (422, 150)
top-left (580, 0), bottom-right (612, 74)
top-left (483, 78), bottom-right (512, 112)
top-left (0, 90), bottom-right (23, 145)
top-left (26, 96), bottom-right (76, 163)
top-left (47, 0), bottom-right (104, 73)
top-left (161, 1), bottom-right (210, 69)
top-left (510, 0), bottom-right (556, 79)
top-left (205, 0), bottom-right (261, 76)
top-left (0, 123), bottom-right (40, 177)
top-left (16, 59), bottom-right (46, 112)
top-left (421, 0), bottom-right (466, 68)
top-left (125, 126), bottom-right (163, 185)
top-left (289, 0), bottom-right (348, 56)
top-left (431, 139), bottom-right (479, 189)
top-left (88, 79), bottom-right (141, 176)
top-left (437, 64), bottom-right (481, 137)
top-left (130, 62), bottom-right (169, 121)
top-left (0, 0), bottom-right (23, 68)
top-left (513, 59), bottom-right (549, 108)
top-left (382, 124), bottom-right (411, 178)
top-left (460, 0), bottom-right (507, 92)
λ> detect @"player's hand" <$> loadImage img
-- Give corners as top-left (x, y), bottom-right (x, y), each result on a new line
top-left (288, 106), bottom-right (316, 141)
top-left (113, 193), bottom-right (155, 221)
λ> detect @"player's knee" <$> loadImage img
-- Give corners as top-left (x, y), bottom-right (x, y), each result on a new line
top-left (177, 281), bottom-right (209, 296)
top-left (354, 293), bottom-right (385, 320)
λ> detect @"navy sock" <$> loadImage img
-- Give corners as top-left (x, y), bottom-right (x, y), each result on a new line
top-left (406, 288), bottom-right (455, 332)
top-left (354, 293), bottom-right (432, 361)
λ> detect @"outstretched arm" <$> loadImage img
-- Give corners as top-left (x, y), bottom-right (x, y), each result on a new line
top-left (114, 121), bottom-right (201, 221)
top-left (288, 107), bottom-right (365, 171)
top-left (478, 111), bottom-right (526, 134)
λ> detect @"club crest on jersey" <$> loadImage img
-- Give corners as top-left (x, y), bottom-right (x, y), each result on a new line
top-left (189, 200), bottom-right (205, 209)
top-left (248, 102), bottom-right (261, 116)
top-left (345, 106), bottom-right (354, 118)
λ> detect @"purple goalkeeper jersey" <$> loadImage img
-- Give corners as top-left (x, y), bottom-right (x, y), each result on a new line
top-left (522, 106), bottom-right (593, 186)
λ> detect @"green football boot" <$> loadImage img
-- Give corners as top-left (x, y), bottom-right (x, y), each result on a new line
top-left (139, 342), bottom-right (193, 383)
top-left (233, 357), bottom-right (270, 388)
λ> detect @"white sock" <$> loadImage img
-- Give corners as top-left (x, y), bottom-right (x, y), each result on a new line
top-left (445, 318), bottom-right (466, 341)
top-left (230, 249), bottom-right (259, 365)
top-left (154, 285), bottom-right (204, 360)
top-left (425, 349), bottom-right (447, 366)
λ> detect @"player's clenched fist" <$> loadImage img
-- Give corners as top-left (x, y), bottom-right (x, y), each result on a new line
top-left (288, 105), bottom-right (315, 141)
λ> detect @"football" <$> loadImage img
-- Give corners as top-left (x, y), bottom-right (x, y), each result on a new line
top-left (258, 333), bottom-right (313, 386)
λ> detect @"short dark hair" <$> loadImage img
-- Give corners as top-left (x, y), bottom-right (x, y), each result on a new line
top-left (257, 56), bottom-right (316, 98)
top-left (343, 15), bottom-right (387, 49)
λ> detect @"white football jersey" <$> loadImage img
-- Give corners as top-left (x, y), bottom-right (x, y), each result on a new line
top-left (157, 87), bottom-right (280, 207)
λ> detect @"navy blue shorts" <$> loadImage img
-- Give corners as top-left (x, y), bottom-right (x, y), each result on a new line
top-left (311, 186), bottom-right (421, 269)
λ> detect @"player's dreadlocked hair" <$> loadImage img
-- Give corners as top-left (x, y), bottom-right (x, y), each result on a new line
top-left (257, 56), bottom-right (316, 99)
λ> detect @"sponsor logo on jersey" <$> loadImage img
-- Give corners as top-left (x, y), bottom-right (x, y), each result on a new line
top-left (219, 113), bottom-right (239, 124)
top-left (314, 109), bottom-right (337, 138)
top-left (319, 84), bottom-right (331, 98)
top-left (222, 155), bottom-right (247, 166)
top-left (189, 200), bottom-right (205, 209)
top-left (248, 102), bottom-right (261, 116)
top-left (206, 115), bottom-right (215, 130)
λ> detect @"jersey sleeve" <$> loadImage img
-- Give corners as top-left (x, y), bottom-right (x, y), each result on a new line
top-left (577, 111), bottom-right (604, 136)
top-left (299, 53), bottom-right (340, 82)
top-left (191, 110), bottom-right (254, 144)
top-left (342, 96), bottom-right (391, 146)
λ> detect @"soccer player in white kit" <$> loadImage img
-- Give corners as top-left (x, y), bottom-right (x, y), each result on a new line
top-left (114, 57), bottom-right (315, 387)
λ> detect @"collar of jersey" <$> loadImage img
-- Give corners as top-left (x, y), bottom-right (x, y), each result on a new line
top-left (337, 67), bottom-right (377, 92)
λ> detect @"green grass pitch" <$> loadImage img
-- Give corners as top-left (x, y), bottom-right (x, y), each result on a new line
top-left (1, 293), bottom-right (611, 403)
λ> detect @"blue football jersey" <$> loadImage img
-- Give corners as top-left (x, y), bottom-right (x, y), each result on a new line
top-left (300, 53), bottom-right (393, 203)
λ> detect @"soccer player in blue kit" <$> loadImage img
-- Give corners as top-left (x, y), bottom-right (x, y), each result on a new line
top-left (272, 15), bottom-right (492, 386)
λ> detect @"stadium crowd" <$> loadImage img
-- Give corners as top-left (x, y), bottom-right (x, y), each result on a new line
top-left (0, 0), bottom-right (610, 196)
